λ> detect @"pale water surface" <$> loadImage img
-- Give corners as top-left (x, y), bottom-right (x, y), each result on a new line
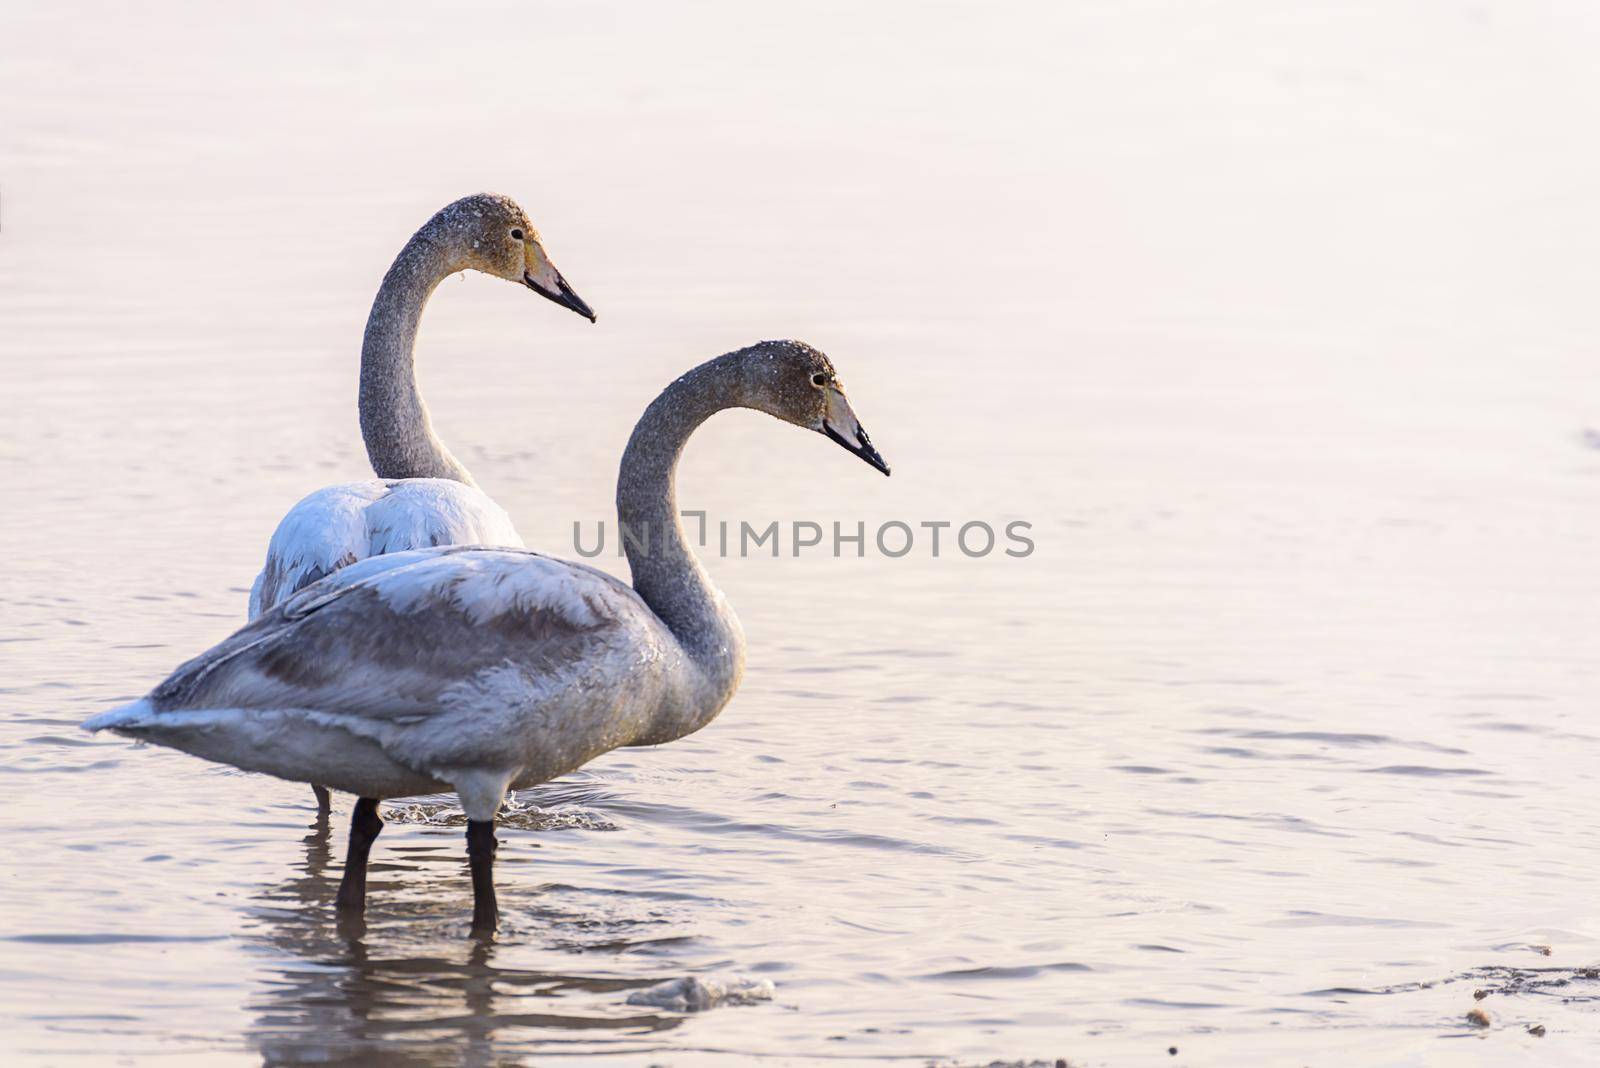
top-left (3, 2), bottom-right (1600, 1065)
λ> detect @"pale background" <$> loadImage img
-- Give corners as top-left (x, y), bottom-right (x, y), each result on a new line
top-left (2, 2), bottom-right (1598, 1064)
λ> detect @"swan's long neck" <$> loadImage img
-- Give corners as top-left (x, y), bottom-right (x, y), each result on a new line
top-left (617, 352), bottom-right (749, 713)
top-left (359, 231), bottom-right (476, 485)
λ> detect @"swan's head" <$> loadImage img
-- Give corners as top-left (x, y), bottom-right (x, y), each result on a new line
top-left (428, 193), bottom-right (596, 322)
top-left (746, 340), bottom-right (890, 476)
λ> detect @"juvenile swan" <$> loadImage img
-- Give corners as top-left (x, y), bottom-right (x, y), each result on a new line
top-left (86, 341), bottom-right (889, 933)
top-left (251, 193), bottom-right (594, 813)
top-left (249, 193), bottom-right (596, 621)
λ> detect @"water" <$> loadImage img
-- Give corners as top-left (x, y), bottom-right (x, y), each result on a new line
top-left (3, 1), bottom-right (1599, 1064)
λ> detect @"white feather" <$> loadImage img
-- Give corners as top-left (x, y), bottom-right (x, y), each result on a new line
top-left (247, 479), bottom-right (523, 617)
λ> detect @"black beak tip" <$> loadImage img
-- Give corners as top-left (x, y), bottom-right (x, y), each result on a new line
top-left (858, 428), bottom-right (891, 476)
top-left (524, 271), bottom-right (597, 323)
top-left (824, 423), bottom-right (892, 477)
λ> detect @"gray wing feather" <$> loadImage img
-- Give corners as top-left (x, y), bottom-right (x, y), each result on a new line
top-left (154, 548), bottom-right (655, 732)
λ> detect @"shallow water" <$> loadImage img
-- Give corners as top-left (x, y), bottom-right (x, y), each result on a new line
top-left (4, 1), bottom-right (1600, 1064)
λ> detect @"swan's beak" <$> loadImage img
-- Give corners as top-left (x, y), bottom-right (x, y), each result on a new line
top-left (820, 388), bottom-right (890, 476)
top-left (523, 243), bottom-right (596, 322)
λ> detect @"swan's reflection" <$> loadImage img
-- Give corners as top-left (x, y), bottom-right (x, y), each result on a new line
top-left (243, 806), bottom-right (684, 1066)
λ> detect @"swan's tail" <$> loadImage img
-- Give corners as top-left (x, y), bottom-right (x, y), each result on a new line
top-left (82, 697), bottom-right (157, 734)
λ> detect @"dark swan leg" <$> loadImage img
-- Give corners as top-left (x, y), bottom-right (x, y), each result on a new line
top-left (467, 819), bottom-right (499, 934)
top-left (335, 797), bottom-right (384, 914)
top-left (312, 784), bottom-right (332, 814)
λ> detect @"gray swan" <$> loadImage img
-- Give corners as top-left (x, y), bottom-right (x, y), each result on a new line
top-left (247, 193), bottom-right (594, 811)
top-left (250, 192), bottom-right (594, 618)
top-left (86, 340), bottom-right (890, 933)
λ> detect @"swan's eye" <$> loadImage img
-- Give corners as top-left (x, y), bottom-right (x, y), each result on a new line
top-left (811, 373), bottom-right (828, 387)
top-left (510, 228), bottom-right (524, 241)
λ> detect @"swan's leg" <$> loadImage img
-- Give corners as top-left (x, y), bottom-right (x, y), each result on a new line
top-left (312, 784), bottom-right (332, 814)
top-left (467, 819), bottom-right (498, 933)
top-left (454, 770), bottom-right (512, 935)
top-left (335, 797), bottom-right (384, 914)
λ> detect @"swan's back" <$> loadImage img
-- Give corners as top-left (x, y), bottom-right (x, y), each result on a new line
top-left (90, 547), bottom-right (692, 795)
top-left (248, 479), bottom-right (523, 617)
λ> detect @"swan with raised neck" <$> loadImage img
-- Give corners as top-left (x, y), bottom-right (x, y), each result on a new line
top-left (86, 339), bottom-right (890, 932)
top-left (249, 192), bottom-right (597, 620)
top-left (359, 192), bottom-right (596, 485)
top-left (247, 194), bottom-right (595, 814)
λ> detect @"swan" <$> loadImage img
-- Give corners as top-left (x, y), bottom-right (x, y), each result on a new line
top-left (250, 192), bottom-right (595, 618)
top-left (85, 340), bottom-right (889, 933)
top-left (249, 192), bottom-right (595, 811)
